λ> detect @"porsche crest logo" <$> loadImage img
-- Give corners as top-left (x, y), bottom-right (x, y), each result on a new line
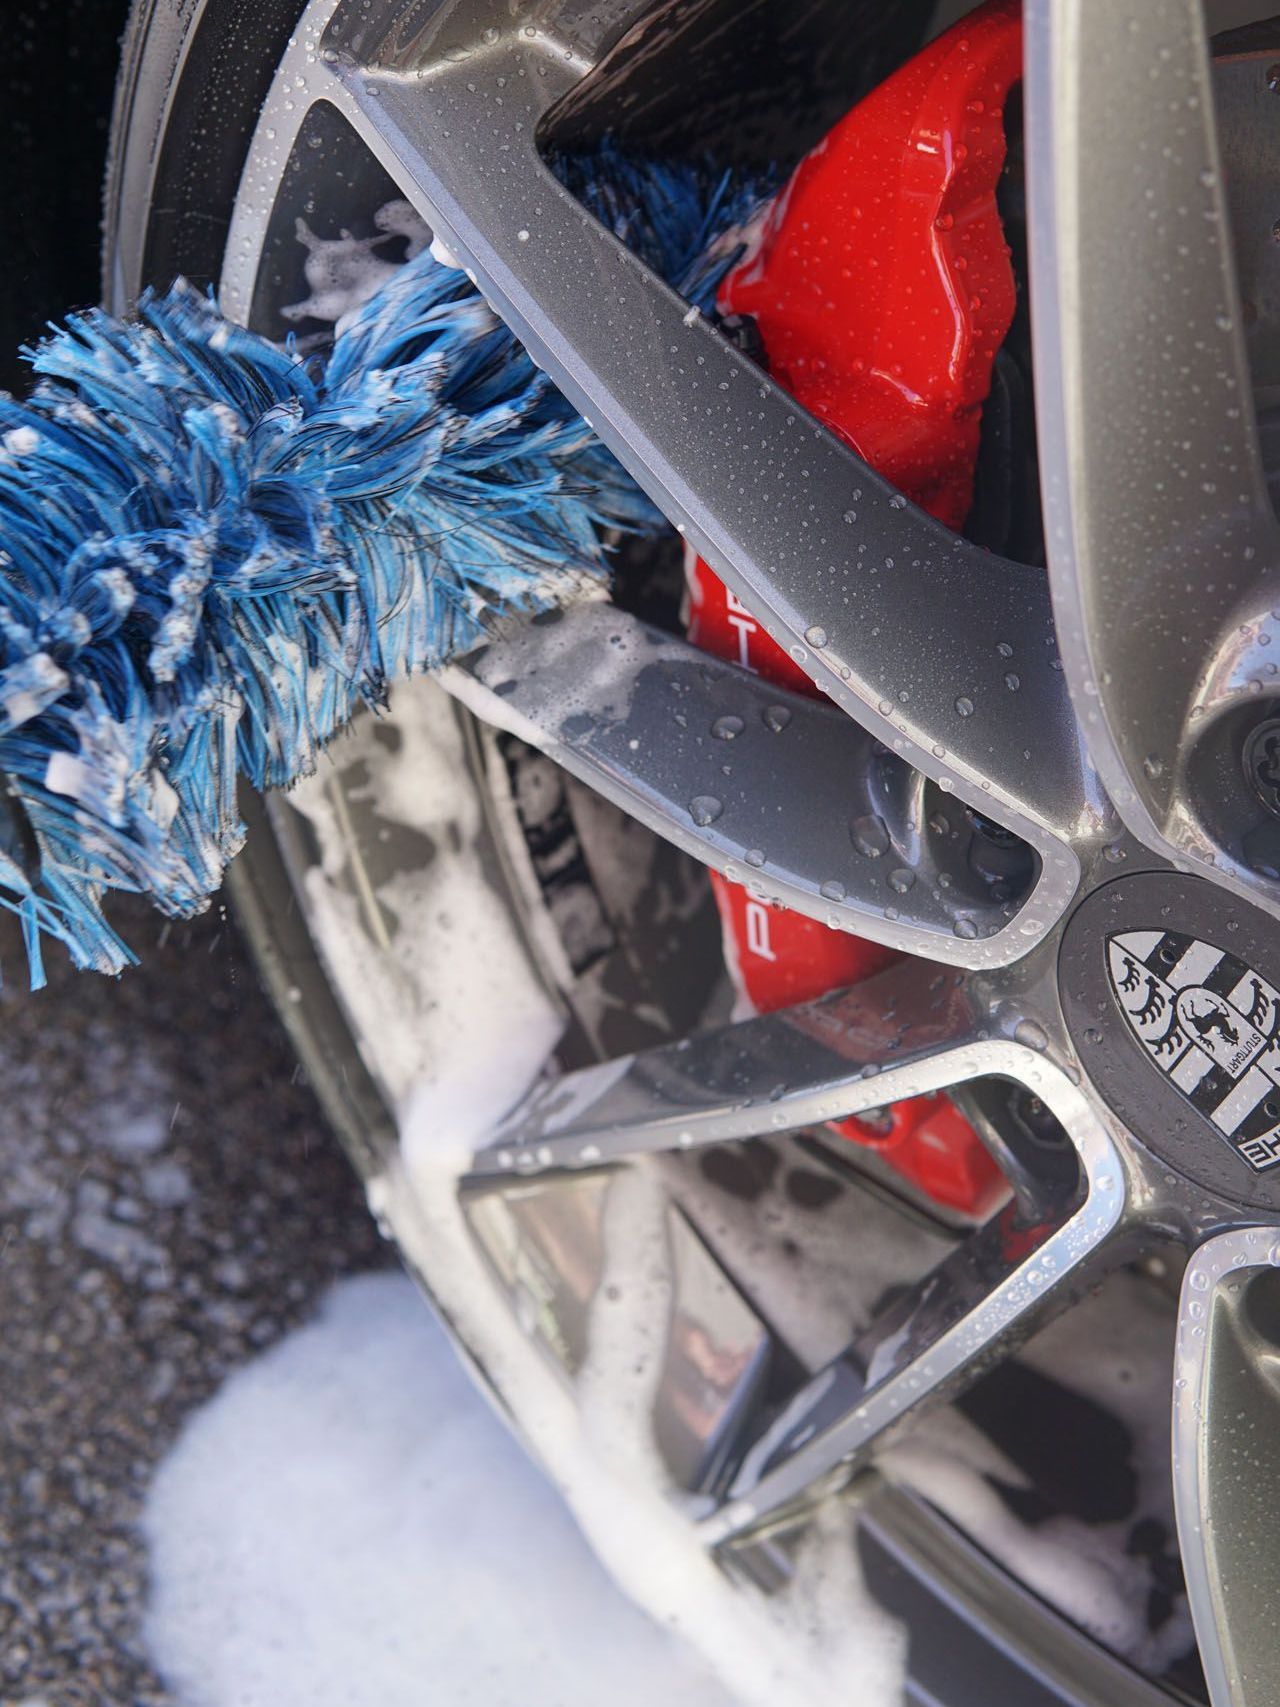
top-left (1107, 930), bottom-right (1280, 1172)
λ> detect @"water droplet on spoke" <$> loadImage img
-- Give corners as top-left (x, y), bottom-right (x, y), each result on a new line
top-left (851, 814), bottom-right (890, 858)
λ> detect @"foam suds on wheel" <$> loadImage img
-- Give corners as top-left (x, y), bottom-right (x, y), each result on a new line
top-left (283, 199), bottom-right (432, 332)
top-left (281, 673), bottom-right (908, 1699)
top-left (877, 1269), bottom-right (1192, 1673)
top-left (383, 1102), bottom-right (909, 1707)
top-left (305, 675), bottom-right (1190, 1692)
top-left (286, 679), bottom-right (563, 1113)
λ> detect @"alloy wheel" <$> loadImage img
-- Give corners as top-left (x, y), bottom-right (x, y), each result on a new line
top-left (108, 4), bottom-right (1280, 1703)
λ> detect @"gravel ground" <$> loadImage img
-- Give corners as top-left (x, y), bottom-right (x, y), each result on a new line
top-left (0, 12), bottom-right (388, 1700)
top-left (0, 898), bottom-right (389, 1706)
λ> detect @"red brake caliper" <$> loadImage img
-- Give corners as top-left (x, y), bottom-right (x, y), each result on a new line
top-left (684, 0), bottom-right (1023, 1217)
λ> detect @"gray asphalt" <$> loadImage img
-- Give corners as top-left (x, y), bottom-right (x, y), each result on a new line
top-left (0, 896), bottom-right (389, 1706)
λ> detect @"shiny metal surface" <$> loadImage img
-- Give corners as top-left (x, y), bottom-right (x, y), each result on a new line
top-left (1027, 1), bottom-right (1280, 922)
top-left (470, 957), bottom-right (988, 1173)
top-left (472, 957), bottom-right (1120, 1538)
top-left (449, 604), bottom-right (1043, 965)
top-left (465, 1175), bottom-right (771, 1492)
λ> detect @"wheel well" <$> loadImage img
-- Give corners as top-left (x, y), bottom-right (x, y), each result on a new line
top-left (0, 0), bottom-right (131, 391)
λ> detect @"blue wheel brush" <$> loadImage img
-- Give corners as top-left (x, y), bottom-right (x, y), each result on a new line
top-left (0, 155), bottom-right (767, 986)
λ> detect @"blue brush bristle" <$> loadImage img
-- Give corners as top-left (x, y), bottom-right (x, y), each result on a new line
top-left (0, 151), bottom-right (769, 985)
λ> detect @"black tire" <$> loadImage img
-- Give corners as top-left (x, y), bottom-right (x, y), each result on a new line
top-left (0, 0), bottom-right (131, 392)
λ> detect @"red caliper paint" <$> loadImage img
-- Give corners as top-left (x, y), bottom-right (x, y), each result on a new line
top-left (685, 0), bottom-right (1022, 1217)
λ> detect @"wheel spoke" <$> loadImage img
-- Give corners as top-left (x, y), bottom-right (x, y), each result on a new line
top-left (468, 955), bottom-right (987, 1179)
top-left (1027, 0), bottom-right (1280, 882)
top-left (1173, 1228), bottom-right (1280, 1707)
top-left (448, 605), bottom-right (1060, 966)
top-left (701, 1051), bottom-right (1124, 1541)
top-left (228, 0), bottom-right (1093, 877)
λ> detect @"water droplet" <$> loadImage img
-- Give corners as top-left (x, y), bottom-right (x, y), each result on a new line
top-left (1014, 1018), bottom-right (1048, 1051)
top-left (804, 625), bottom-right (828, 648)
top-left (888, 493), bottom-right (907, 510)
top-left (1142, 753), bottom-right (1164, 779)
top-left (517, 228), bottom-right (530, 243)
top-left (843, 509), bottom-right (858, 524)
top-left (762, 704), bottom-right (791, 733)
top-left (953, 917), bottom-right (979, 940)
top-left (712, 714), bottom-right (744, 740)
top-left (851, 814), bottom-right (890, 858)
top-left (955, 695), bottom-right (975, 717)
top-left (1084, 1026), bottom-right (1103, 1045)
top-left (888, 867), bottom-right (916, 894)
top-left (997, 641), bottom-right (1013, 658)
top-left (690, 796), bottom-right (723, 826)
top-left (745, 848), bottom-right (766, 868)
top-left (820, 879), bottom-right (846, 902)
top-left (1004, 672), bottom-right (1020, 691)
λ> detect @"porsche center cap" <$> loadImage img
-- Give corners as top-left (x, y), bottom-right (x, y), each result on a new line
top-left (1059, 871), bottom-right (1280, 1210)
top-left (1106, 930), bottom-right (1280, 1173)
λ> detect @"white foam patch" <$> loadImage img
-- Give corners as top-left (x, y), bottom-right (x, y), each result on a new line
top-left (142, 1271), bottom-right (737, 1707)
top-left (282, 200), bottom-right (431, 331)
top-left (286, 679), bottom-right (562, 1113)
top-left (283, 218), bottom-right (400, 332)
